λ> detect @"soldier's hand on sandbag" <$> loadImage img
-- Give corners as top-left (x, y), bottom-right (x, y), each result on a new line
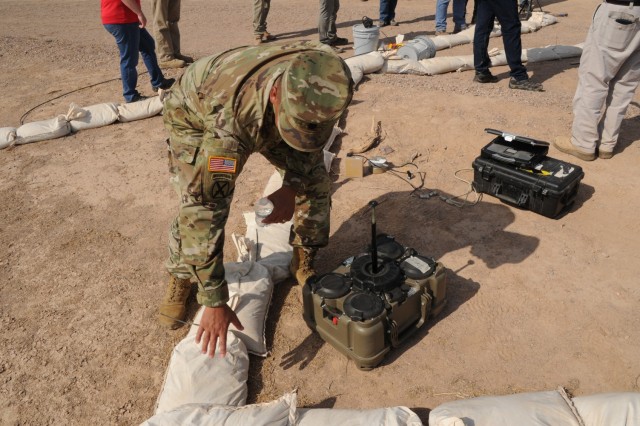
top-left (262, 185), bottom-right (297, 224)
top-left (196, 305), bottom-right (243, 358)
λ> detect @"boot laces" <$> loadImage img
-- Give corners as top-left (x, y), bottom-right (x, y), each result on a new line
top-left (167, 277), bottom-right (191, 303)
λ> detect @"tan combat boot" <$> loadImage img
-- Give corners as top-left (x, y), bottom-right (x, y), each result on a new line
top-left (290, 247), bottom-right (317, 287)
top-left (159, 58), bottom-right (186, 69)
top-left (158, 275), bottom-right (193, 329)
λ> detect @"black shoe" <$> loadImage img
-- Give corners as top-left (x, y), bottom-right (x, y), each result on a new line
top-left (329, 37), bottom-right (349, 46)
top-left (378, 20), bottom-right (390, 27)
top-left (127, 93), bottom-right (149, 103)
top-left (153, 77), bottom-right (175, 92)
top-left (389, 19), bottom-right (399, 26)
top-left (473, 72), bottom-right (498, 83)
top-left (509, 78), bottom-right (544, 92)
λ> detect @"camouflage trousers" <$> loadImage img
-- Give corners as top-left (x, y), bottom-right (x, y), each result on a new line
top-left (163, 94), bottom-right (330, 307)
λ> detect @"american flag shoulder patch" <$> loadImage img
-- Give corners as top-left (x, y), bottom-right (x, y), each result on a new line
top-left (208, 156), bottom-right (237, 173)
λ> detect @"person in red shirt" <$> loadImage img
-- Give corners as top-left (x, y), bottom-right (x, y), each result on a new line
top-left (101, 0), bottom-right (174, 102)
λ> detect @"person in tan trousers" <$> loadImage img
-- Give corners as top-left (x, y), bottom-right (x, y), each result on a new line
top-left (151, 0), bottom-right (193, 68)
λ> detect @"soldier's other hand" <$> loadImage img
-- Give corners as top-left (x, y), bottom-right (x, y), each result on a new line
top-left (195, 305), bottom-right (243, 358)
top-left (263, 185), bottom-right (296, 224)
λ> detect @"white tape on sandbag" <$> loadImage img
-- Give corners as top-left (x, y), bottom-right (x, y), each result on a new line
top-left (145, 391), bottom-right (297, 426)
top-left (16, 116), bottom-right (71, 145)
top-left (117, 96), bottom-right (163, 122)
top-left (296, 406), bottom-right (423, 426)
top-left (0, 127), bottom-right (17, 150)
top-left (66, 102), bottom-right (119, 132)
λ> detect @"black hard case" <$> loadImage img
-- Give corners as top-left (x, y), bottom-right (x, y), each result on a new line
top-left (472, 156), bottom-right (584, 218)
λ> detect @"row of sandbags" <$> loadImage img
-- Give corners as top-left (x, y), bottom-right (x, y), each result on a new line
top-left (0, 96), bottom-right (163, 150)
top-left (430, 387), bottom-right (640, 426)
top-left (345, 43), bottom-right (583, 84)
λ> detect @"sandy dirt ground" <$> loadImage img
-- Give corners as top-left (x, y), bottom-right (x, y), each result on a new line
top-left (1, 0), bottom-right (639, 424)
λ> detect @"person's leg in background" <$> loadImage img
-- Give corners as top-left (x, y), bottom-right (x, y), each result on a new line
top-left (434, 0), bottom-right (451, 34)
top-left (138, 26), bottom-right (174, 91)
top-left (152, 0), bottom-right (185, 68)
top-left (452, 0), bottom-right (468, 33)
top-left (105, 23), bottom-right (142, 102)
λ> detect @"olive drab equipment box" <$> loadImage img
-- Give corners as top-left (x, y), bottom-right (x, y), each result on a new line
top-left (302, 233), bottom-right (447, 370)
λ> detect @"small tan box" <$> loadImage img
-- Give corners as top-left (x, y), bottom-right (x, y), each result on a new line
top-left (344, 156), bottom-right (364, 178)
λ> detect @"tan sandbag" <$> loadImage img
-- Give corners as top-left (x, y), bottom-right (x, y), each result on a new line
top-left (0, 127), bottom-right (16, 150)
top-left (16, 116), bottom-right (71, 145)
top-left (117, 96), bottom-right (163, 122)
top-left (66, 102), bottom-right (119, 132)
top-left (345, 51), bottom-right (385, 86)
top-left (154, 330), bottom-right (249, 414)
top-left (296, 406), bottom-right (423, 426)
top-left (428, 388), bottom-right (583, 426)
top-left (573, 392), bottom-right (640, 426)
top-left (144, 391), bottom-right (297, 426)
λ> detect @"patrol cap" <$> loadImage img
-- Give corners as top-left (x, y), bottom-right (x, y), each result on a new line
top-left (277, 50), bottom-right (353, 152)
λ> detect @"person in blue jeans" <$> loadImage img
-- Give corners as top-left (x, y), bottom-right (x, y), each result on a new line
top-left (435, 0), bottom-right (467, 35)
top-left (472, 0), bottom-right (542, 91)
top-left (101, 0), bottom-right (174, 102)
top-left (378, 0), bottom-right (399, 27)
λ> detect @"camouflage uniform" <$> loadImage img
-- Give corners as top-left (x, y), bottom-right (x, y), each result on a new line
top-left (163, 41), bottom-right (351, 308)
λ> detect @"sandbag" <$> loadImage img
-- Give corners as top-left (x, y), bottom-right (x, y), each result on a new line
top-left (0, 127), bottom-right (16, 150)
top-left (225, 262), bottom-right (275, 357)
top-left (117, 96), bottom-right (163, 122)
top-left (296, 406), bottom-right (422, 426)
top-left (15, 116), bottom-right (70, 145)
top-left (345, 52), bottom-right (385, 87)
top-left (154, 330), bottom-right (249, 414)
top-left (573, 392), bottom-right (640, 426)
top-left (66, 102), bottom-right (119, 132)
top-left (428, 388), bottom-right (582, 426)
top-left (144, 391), bottom-right (297, 426)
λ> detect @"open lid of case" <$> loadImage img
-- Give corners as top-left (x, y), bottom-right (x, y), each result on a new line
top-left (481, 128), bottom-right (550, 167)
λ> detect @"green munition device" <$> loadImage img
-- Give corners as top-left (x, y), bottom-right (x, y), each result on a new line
top-left (302, 201), bottom-right (447, 370)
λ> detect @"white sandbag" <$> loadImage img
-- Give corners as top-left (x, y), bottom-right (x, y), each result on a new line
top-left (296, 406), bottom-right (422, 426)
top-left (117, 96), bottom-right (163, 122)
top-left (226, 261), bottom-right (275, 356)
top-left (345, 52), bottom-right (385, 86)
top-left (144, 391), bottom-right (297, 426)
top-left (154, 331), bottom-right (249, 414)
top-left (573, 392), bottom-right (640, 426)
top-left (183, 261), bottom-right (274, 356)
top-left (15, 116), bottom-right (71, 145)
top-left (66, 102), bottom-right (119, 132)
top-left (428, 388), bottom-right (582, 426)
top-left (0, 127), bottom-right (17, 150)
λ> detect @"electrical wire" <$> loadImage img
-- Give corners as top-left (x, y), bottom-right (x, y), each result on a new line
top-left (346, 153), bottom-right (425, 192)
top-left (18, 73), bottom-right (144, 125)
top-left (438, 168), bottom-right (483, 208)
